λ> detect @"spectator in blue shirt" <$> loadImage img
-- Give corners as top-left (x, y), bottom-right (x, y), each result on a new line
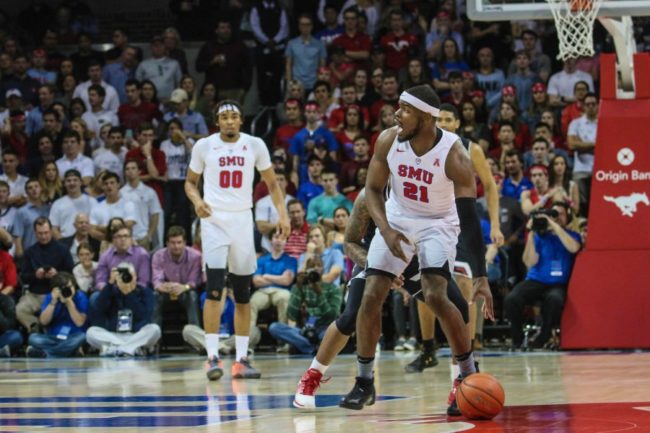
top-left (296, 155), bottom-right (324, 209)
top-left (501, 150), bottom-right (533, 200)
top-left (315, 4), bottom-right (344, 46)
top-left (163, 89), bottom-right (208, 140)
top-left (299, 225), bottom-right (345, 286)
top-left (285, 14), bottom-right (326, 92)
top-left (504, 202), bottom-right (581, 349)
top-left (249, 228), bottom-right (298, 349)
top-left (102, 46), bottom-right (138, 104)
top-left (27, 272), bottom-right (87, 358)
top-left (289, 101), bottom-right (338, 185)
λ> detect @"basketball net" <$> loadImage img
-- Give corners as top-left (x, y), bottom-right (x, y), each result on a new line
top-left (546, 0), bottom-right (604, 60)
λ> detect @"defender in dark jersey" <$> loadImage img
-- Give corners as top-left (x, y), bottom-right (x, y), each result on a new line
top-left (292, 189), bottom-right (469, 409)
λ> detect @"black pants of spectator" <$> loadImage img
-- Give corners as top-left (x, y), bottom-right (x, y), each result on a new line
top-left (152, 290), bottom-right (201, 329)
top-left (164, 180), bottom-right (193, 242)
top-left (504, 279), bottom-right (566, 347)
top-left (256, 47), bottom-right (284, 106)
top-left (391, 290), bottom-right (418, 339)
top-left (574, 172), bottom-right (592, 218)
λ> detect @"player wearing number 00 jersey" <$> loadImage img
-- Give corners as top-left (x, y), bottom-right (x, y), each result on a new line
top-left (185, 100), bottom-right (290, 381)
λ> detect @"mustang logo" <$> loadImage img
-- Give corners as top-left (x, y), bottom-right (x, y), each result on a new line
top-left (604, 192), bottom-right (649, 217)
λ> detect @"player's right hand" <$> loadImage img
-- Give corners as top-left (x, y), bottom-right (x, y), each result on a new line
top-left (195, 200), bottom-right (213, 218)
top-left (382, 228), bottom-right (410, 262)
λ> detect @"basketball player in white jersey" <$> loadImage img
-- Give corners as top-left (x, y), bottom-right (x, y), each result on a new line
top-left (185, 100), bottom-right (290, 380)
top-left (403, 102), bottom-right (505, 416)
top-left (340, 85), bottom-right (494, 411)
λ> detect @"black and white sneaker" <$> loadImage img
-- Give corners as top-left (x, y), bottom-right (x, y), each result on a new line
top-left (339, 377), bottom-right (376, 410)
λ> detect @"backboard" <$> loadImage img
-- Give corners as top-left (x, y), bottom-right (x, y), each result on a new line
top-left (466, 0), bottom-right (650, 21)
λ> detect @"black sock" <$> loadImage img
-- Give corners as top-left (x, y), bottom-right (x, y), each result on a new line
top-left (422, 339), bottom-right (435, 354)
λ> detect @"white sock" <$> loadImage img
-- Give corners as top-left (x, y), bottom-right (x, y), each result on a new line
top-left (451, 363), bottom-right (461, 382)
top-left (235, 335), bottom-right (249, 361)
top-left (309, 358), bottom-right (329, 374)
top-left (206, 333), bottom-right (219, 359)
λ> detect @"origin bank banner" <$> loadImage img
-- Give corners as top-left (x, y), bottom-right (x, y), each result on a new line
top-left (588, 99), bottom-right (650, 250)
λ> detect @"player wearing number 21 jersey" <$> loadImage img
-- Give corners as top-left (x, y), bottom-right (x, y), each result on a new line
top-left (185, 100), bottom-right (290, 381)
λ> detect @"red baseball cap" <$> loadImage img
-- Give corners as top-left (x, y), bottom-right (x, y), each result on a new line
top-left (437, 11), bottom-right (450, 20)
top-left (502, 85), bottom-right (516, 96)
top-left (470, 89), bottom-right (485, 98)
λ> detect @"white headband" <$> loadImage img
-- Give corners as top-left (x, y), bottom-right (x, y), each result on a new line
top-left (218, 104), bottom-right (241, 115)
top-left (399, 91), bottom-right (440, 117)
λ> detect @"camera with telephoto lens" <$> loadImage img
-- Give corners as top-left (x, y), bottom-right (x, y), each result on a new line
top-left (530, 208), bottom-right (559, 233)
top-left (306, 268), bottom-right (321, 284)
top-left (60, 285), bottom-right (72, 298)
top-left (117, 267), bottom-right (133, 283)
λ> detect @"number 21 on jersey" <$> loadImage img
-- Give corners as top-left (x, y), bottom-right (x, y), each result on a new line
top-left (403, 182), bottom-right (429, 203)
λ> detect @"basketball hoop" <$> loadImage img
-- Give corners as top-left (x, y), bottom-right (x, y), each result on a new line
top-left (546, 0), bottom-right (604, 60)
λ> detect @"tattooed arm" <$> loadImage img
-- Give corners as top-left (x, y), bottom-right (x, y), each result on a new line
top-left (344, 189), bottom-right (371, 268)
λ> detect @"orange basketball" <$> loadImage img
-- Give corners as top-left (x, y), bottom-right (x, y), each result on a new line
top-left (457, 373), bottom-right (505, 420)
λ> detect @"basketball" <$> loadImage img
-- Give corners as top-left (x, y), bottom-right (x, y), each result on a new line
top-left (457, 373), bottom-right (505, 420)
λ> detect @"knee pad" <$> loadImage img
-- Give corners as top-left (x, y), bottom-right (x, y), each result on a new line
top-left (335, 277), bottom-right (365, 336)
top-left (205, 268), bottom-right (226, 301)
top-left (230, 274), bottom-right (252, 304)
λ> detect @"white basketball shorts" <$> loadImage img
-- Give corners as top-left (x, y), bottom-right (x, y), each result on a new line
top-left (366, 213), bottom-right (459, 279)
top-left (201, 209), bottom-right (256, 275)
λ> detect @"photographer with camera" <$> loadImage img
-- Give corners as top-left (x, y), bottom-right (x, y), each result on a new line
top-left (26, 272), bottom-right (88, 358)
top-left (504, 201), bottom-right (581, 349)
top-left (268, 256), bottom-right (342, 354)
top-left (16, 217), bottom-right (74, 332)
top-left (0, 293), bottom-right (23, 357)
top-left (86, 262), bottom-right (160, 356)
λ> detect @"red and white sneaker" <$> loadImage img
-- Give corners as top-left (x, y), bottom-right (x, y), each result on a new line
top-left (293, 368), bottom-right (330, 409)
top-left (446, 375), bottom-right (463, 416)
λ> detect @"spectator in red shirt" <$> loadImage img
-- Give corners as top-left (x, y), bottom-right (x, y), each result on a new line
top-left (1, 110), bottom-right (29, 164)
top-left (117, 79), bottom-right (162, 133)
top-left (284, 199), bottom-right (309, 259)
top-left (328, 45), bottom-right (356, 89)
top-left (560, 80), bottom-right (590, 138)
top-left (125, 123), bottom-right (167, 205)
top-left (379, 9), bottom-right (419, 72)
top-left (327, 82), bottom-right (370, 132)
top-left (340, 136), bottom-right (370, 191)
top-left (332, 7), bottom-right (371, 69)
top-left (369, 70), bottom-right (400, 125)
top-left (253, 150), bottom-right (297, 202)
top-left (335, 104), bottom-right (368, 161)
top-left (273, 98), bottom-right (304, 152)
top-left (0, 249), bottom-right (17, 296)
top-left (491, 100), bottom-right (531, 151)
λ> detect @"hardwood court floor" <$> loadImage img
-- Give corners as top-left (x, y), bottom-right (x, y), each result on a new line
top-left (1, 350), bottom-right (649, 432)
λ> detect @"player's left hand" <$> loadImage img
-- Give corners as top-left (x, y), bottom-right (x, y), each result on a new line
top-left (490, 226), bottom-right (505, 247)
top-left (470, 276), bottom-right (495, 321)
top-left (277, 216), bottom-right (291, 239)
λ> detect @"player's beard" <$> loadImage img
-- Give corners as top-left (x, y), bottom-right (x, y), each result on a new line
top-left (396, 117), bottom-right (422, 143)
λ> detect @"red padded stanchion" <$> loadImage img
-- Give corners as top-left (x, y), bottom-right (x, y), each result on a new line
top-left (561, 52), bottom-right (650, 349)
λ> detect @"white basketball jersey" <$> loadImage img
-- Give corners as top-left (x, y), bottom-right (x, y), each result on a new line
top-left (189, 132), bottom-right (272, 211)
top-left (385, 128), bottom-right (459, 225)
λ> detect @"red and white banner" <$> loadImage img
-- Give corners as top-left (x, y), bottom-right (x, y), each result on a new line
top-left (587, 98), bottom-right (650, 250)
top-left (562, 53), bottom-right (650, 349)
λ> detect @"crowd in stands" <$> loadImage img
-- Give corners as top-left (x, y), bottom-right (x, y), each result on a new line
top-left (1, 0), bottom-right (638, 358)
